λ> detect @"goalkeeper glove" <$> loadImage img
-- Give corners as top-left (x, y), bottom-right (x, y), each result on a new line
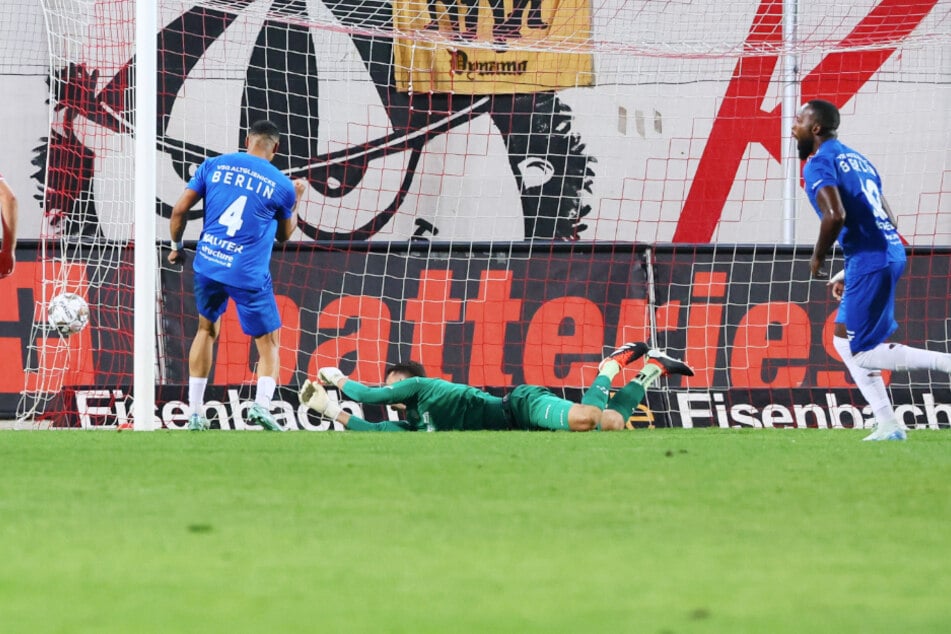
top-left (299, 379), bottom-right (343, 422)
top-left (318, 367), bottom-right (346, 386)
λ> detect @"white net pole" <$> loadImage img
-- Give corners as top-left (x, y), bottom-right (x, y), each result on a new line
top-left (782, 0), bottom-right (800, 244)
top-left (133, 0), bottom-right (157, 430)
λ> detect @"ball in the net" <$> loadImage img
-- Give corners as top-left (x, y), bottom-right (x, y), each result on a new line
top-left (47, 292), bottom-right (90, 336)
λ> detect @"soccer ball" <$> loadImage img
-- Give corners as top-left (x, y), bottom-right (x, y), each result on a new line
top-left (47, 292), bottom-right (90, 336)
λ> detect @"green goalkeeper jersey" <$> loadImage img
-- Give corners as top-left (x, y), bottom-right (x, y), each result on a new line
top-left (341, 377), bottom-right (512, 431)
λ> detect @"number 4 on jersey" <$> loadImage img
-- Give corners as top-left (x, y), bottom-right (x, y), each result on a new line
top-left (219, 195), bottom-right (246, 236)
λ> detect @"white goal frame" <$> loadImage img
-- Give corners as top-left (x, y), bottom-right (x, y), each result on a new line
top-left (133, 1), bottom-right (157, 430)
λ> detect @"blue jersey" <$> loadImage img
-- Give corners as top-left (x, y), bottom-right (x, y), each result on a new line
top-left (803, 139), bottom-right (905, 276)
top-left (187, 152), bottom-right (296, 289)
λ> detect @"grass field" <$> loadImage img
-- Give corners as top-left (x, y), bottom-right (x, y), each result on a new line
top-left (0, 429), bottom-right (949, 633)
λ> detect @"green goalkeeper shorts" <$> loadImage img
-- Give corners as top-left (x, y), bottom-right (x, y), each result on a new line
top-left (505, 384), bottom-right (573, 431)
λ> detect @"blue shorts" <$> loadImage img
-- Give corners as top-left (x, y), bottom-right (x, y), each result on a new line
top-left (836, 261), bottom-right (902, 354)
top-left (193, 272), bottom-right (281, 338)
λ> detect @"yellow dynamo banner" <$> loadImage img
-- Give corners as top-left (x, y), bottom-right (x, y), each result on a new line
top-left (394, 0), bottom-right (593, 94)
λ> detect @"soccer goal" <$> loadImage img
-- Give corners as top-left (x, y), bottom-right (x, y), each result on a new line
top-left (13, 0), bottom-right (950, 429)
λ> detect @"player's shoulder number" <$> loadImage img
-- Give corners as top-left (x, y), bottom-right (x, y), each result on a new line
top-left (859, 178), bottom-right (889, 222)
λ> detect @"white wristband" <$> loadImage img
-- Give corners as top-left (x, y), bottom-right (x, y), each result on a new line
top-left (324, 401), bottom-right (343, 422)
top-left (171, 240), bottom-right (184, 251)
top-left (828, 269), bottom-right (845, 285)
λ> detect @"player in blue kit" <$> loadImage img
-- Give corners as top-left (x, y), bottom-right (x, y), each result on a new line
top-left (168, 120), bottom-right (307, 431)
top-left (794, 99), bottom-right (951, 441)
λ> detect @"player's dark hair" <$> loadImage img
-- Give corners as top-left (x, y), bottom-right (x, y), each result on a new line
top-left (385, 360), bottom-right (427, 380)
top-left (806, 100), bottom-right (840, 137)
top-left (248, 119), bottom-right (281, 144)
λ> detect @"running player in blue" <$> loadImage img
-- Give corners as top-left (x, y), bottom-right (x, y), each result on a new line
top-left (794, 99), bottom-right (951, 441)
top-left (168, 120), bottom-right (307, 431)
top-left (298, 343), bottom-right (694, 432)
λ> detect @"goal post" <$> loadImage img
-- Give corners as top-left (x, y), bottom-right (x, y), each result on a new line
top-left (12, 0), bottom-right (950, 430)
top-left (134, 0), bottom-right (158, 430)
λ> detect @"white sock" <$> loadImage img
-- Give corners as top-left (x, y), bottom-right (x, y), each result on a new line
top-left (598, 359), bottom-right (620, 380)
top-left (188, 376), bottom-right (207, 417)
top-left (635, 362), bottom-right (664, 389)
top-left (833, 337), bottom-right (898, 428)
top-left (255, 376), bottom-right (277, 408)
top-left (852, 342), bottom-right (951, 373)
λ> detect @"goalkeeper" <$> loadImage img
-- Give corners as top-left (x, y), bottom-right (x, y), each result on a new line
top-left (299, 343), bottom-right (693, 431)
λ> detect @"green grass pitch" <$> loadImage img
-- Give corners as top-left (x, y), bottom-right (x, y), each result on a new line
top-left (1, 429), bottom-right (949, 633)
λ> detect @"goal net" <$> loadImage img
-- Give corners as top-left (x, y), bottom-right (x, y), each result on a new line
top-left (15, 0), bottom-right (951, 429)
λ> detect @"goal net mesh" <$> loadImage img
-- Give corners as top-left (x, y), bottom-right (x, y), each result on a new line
top-left (16, 0), bottom-right (950, 428)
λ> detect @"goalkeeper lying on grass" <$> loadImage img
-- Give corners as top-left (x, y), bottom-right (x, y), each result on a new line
top-left (299, 343), bottom-right (693, 432)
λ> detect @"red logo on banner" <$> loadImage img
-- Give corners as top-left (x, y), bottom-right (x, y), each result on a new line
top-left (674, 0), bottom-right (938, 242)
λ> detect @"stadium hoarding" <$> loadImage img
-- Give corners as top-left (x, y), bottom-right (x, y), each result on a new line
top-left (46, 385), bottom-right (951, 431)
top-left (658, 387), bottom-right (951, 430)
top-left (2, 242), bottom-right (950, 428)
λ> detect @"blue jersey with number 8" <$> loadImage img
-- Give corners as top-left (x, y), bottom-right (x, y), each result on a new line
top-left (803, 138), bottom-right (905, 276)
top-left (187, 152), bottom-right (296, 290)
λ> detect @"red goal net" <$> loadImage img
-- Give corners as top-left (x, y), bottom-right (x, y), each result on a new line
top-left (8, 0), bottom-right (949, 429)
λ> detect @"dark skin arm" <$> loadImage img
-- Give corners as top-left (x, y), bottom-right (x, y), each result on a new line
top-left (823, 193), bottom-right (898, 338)
top-left (809, 185), bottom-right (845, 279)
top-left (0, 179), bottom-right (18, 278)
top-left (167, 188), bottom-right (202, 266)
top-left (276, 179), bottom-right (307, 243)
top-left (826, 195), bottom-right (898, 300)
